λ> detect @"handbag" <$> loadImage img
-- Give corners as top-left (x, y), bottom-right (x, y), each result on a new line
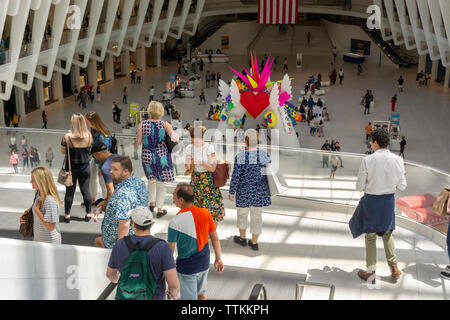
top-left (19, 193), bottom-right (37, 238)
top-left (212, 161), bottom-right (230, 188)
top-left (432, 188), bottom-right (450, 216)
top-left (58, 135), bottom-right (73, 187)
top-left (164, 121), bottom-right (178, 153)
top-left (266, 164), bottom-right (288, 197)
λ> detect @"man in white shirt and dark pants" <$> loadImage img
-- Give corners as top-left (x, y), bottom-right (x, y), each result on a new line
top-left (350, 129), bottom-right (407, 284)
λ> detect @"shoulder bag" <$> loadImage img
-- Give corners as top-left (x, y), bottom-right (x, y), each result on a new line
top-left (164, 121), bottom-right (178, 153)
top-left (19, 192), bottom-right (38, 238)
top-left (58, 135), bottom-right (73, 187)
top-left (212, 161), bottom-right (230, 188)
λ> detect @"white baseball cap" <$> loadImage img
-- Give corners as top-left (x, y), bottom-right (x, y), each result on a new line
top-left (127, 206), bottom-right (154, 227)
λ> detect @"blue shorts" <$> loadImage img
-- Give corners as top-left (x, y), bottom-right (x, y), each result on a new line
top-left (178, 269), bottom-right (209, 300)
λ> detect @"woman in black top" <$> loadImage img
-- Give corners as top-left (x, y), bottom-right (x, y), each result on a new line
top-left (61, 113), bottom-right (93, 223)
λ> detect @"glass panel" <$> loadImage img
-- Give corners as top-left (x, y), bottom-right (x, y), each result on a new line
top-left (0, 127), bottom-right (448, 235)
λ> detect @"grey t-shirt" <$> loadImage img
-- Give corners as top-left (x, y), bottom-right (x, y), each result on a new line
top-left (33, 194), bottom-right (61, 244)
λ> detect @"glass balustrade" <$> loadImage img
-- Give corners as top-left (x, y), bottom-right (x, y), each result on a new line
top-left (1, 127), bottom-right (448, 235)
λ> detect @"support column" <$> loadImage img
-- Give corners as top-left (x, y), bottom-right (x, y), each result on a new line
top-left (72, 65), bottom-right (81, 91)
top-left (35, 69), bottom-right (45, 109)
top-left (418, 54), bottom-right (426, 73)
top-left (53, 71), bottom-right (64, 101)
top-left (87, 59), bottom-right (98, 88)
top-left (0, 100), bottom-right (5, 127)
top-left (444, 67), bottom-right (450, 89)
top-left (154, 41), bottom-right (161, 67)
top-left (105, 53), bottom-right (114, 81)
top-left (431, 60), bottom-right (439, 81)
top-left (16, 87), bottom-right (26, 118)
top-left (121, 50), bottom-right (130, 76)
top-left (136, 46), bottom-right (146, 70)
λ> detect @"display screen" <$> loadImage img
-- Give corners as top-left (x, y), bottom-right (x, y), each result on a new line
top-left (351, 39), bottom-right (371, 56)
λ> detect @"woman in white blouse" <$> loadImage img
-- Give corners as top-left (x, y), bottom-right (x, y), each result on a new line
top-left (185, 126), bottom-right (225, 224)
top-left (20, 167), bottom-right (63, 244)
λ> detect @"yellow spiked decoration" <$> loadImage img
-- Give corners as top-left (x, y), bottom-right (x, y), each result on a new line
top-left (247, 75), bottom-right (258, 89)
top-left (265, 78), bottom-right (294, 87)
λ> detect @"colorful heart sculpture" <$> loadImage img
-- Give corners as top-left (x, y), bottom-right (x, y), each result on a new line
top-left (240, 91), bottom-right (270, 119)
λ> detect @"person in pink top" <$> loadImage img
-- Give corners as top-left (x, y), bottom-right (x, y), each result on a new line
top-left (10, 151), bottom-right (19, 174)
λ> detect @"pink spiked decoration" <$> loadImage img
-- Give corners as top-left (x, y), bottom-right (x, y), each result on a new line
top-left (229, 52), bottom-right (274, 93)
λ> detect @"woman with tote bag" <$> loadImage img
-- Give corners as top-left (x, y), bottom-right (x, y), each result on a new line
top-left (229, 129), bottom-right (271, 251)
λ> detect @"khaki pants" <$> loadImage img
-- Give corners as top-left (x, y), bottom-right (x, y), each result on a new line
top-left (365, 231), bottom-right (397, 272)
top-left (148, 180), bottom-right (167, 209)
top-left (237, 207), bottom-right (263, 235)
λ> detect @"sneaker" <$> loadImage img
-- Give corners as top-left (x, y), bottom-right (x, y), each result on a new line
top-left (247, 239), bottom-right (259, 251)
top-left (233, 236), bottom-right (247, 247)
top-left (440, 271), bottom-right (450, 280)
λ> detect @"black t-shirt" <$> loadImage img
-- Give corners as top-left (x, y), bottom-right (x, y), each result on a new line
top-left (398, 78), bottom-right (404, 85)
top-left (400, 140), bottom-right (407, 150)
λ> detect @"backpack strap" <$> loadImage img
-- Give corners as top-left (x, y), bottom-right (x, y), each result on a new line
top-left (124, 236), bottom-right (136, 253)
top-left (142, 237), bottom-right (163, 253)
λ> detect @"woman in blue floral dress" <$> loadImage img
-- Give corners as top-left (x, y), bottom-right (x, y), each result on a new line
top-left (137, 101), bottom-right (178, 218)
top-left (229, 129), bottom-right (271, 251)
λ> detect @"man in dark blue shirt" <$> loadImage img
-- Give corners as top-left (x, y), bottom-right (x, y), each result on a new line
top-left (91, 141), bottom-right (120, 212)
top-left (106, 206), bottom-right (179, 300)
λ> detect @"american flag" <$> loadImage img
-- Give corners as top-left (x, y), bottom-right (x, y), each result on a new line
top-left (258, 0), bottom-right (298, 25)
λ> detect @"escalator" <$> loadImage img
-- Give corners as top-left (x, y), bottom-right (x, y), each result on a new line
top-left (364, 28), bottom-right (418, 68)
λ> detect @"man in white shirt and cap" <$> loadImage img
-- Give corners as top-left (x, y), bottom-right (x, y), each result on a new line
top-left (350, 129), bottom-right (407, 284)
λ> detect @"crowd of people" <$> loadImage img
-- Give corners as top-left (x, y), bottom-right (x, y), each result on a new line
top-left (18, 101), bottom-right (280, 299)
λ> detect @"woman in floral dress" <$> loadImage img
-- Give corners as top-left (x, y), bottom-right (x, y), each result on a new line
top-left (185, 126), bottom-right (225, 224)
top-left (137, 101), bottom-right (179, 218)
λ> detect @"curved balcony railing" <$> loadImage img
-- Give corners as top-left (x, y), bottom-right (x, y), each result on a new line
top-left (1, 127), bottom-right (448, 235)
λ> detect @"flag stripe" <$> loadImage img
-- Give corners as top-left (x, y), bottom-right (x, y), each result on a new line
top-left (258, 0), bottom-right (298, 24)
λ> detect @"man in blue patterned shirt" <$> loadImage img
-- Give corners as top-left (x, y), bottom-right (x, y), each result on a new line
top-left (94, 156), bottom-right (149, 249)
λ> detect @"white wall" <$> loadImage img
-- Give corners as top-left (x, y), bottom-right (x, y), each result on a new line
top-left (0, 237), bottom-right (112, 300)
top-left (199, 21), bottom-right (263, 56)
top-left (321, 19), bottom-right (398, 68)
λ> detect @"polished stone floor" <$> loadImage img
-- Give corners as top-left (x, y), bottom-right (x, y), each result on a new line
top-left (13, 53), bottom-right (450, 172)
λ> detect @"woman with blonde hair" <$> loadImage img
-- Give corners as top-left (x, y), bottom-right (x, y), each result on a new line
top-left (20, 166), bottom-right (63, 244)
top-left (185, 126), bottom-right (225, 225)
top-left (85, 111), bottom-right (112, 206)
top-left (61, 113), bottom-right (93, 223)
top-left (136, 101), bottom-right (179, 218)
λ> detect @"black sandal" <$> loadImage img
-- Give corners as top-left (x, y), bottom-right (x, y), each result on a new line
top-left (84, 214), bottom-right (92, 222)
top-left (156, 209), bottom-right (167, 219)
top-left (64, 215), bottom-right (71, 223)
top-left (233, 236), bottom-right (247, 247)
top-left (247, 240), bottom-right (259, 251)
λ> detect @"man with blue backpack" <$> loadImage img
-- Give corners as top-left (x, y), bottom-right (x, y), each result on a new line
top-left (106, 206), bottom-right (180, 300)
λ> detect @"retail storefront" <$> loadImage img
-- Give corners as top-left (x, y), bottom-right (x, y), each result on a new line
top-left (97, 61), bottom-right (106, 83)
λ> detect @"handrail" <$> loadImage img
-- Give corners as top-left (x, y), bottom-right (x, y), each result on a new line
top-left (97, 282), bottom-right (117, 300)
top-left (248, 284), bottom-right (267, 300)
top-left (1, 126), bottom-right (448, 177)
top-left (296, 281), bottom-right (335, 300)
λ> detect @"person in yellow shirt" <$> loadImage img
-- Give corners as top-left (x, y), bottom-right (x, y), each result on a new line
top-left (12, 113), bottom-right (19, 127)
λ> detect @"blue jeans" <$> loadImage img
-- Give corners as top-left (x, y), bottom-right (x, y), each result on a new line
top-left (178, 269), bottom-right (209, 300)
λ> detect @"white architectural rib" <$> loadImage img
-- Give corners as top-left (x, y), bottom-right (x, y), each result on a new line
top-left (14, 0), bottom-right (52, 90)
top-left (416, 0), bottom-right (440, 60)
top-left (139, 0), bottom-right (164, 47)
top-left (383, 0), bottom-right (404, 45)
top-left (35, 0), bottom-right (70, 82)
top-left (154, 0), bottom-right (177, 43)
top-left (0, 0), bottom-right (32, 101)
top-left (168, 0), bottom-right (192, 39)
top-left (91, 0), bottom-right (120, 62)
top-left (72, 0), bottom-right (104, 68)
top-left (183, 0), bottom-right (205, 36)
top-left (373, 0), bottom-right (393, 41)
top-left (107, 0), bottom-right (135, 56)
top-left (394, 0), bottom-right (416, 49)
top-left (428, 0), bottom-right (449, 66)
top-left (0, 1), bottom-right (11, 42)
top-left (439, 0), bottom-right (450, 51)
top-left (122, 0), bottom-right (150, 51)
top-left (405, 0), bottom-right (428, 55)
top-left (53, 0), bottom-right (87, 74)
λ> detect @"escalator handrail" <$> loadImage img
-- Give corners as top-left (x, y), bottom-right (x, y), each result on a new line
top-left (97, 282), bottom-right (117, 300)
